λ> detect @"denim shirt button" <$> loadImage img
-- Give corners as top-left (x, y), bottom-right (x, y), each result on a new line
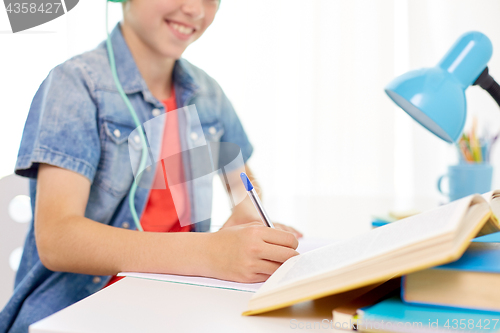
top-left (113, 129), bottom-right (121, 138)
top-left (133, 135), bottom-right (140, 144)
top-left (122, 222), bottom-right (130, 229)
top-left (152, 108), bottom-right (161, 117)
top-left (209, 126), bottom-right (216, 135)
top-left (190, 132), bottom-right (198, 140)
top-left (92, 276), bottom-right (101, 284)
top-left (146, 166), bottom-right (152, 172)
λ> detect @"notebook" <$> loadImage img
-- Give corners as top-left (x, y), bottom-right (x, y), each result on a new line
top-left (474, 231), bottom-right (500, 242)
top-left (402, 242), bottom-right (500, 312)
top-left (243, 193), bottom-right (500, 315)
top-left (358, 297), bottom-right (500, 333)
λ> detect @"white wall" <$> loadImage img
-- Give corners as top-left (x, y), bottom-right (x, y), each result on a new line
top-left (1, 0), bottom-right (500, 239)
top-left (184, 0), bottom-right (500, 236)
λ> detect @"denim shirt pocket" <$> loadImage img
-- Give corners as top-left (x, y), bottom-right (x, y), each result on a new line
top-left (201, 121), bottom-right (224, 142)
top-left (94, 120), bottom-right (142, 198)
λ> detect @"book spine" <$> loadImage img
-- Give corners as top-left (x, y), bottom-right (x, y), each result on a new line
top-left (400, 275), bottom-right (408, 301)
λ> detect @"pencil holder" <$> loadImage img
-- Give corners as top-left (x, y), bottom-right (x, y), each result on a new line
top-left (458, 141), bottom-right (490, 164)
top-left (437, 163), bottom-right (493, 201)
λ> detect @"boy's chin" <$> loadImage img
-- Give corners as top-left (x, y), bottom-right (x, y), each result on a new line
top-left (158, 48), bottom-right (185, 61)
top-left (155, 37), bottom-right (197, 60)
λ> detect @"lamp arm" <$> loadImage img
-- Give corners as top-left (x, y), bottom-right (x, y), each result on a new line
top-left (473, 67), bottom-right (500, 108)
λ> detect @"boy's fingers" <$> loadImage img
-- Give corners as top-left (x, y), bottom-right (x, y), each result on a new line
top-left (255, 259), bottom-right (282, 275)
top-left (259, 242), bottom-right (299, 263)
top-left (289, 228), bottom-right (303, 239)
top-left (251, 273), bottom-right (271, 283)
top-left (261, 228), bottom-right (299, 250)
top-left (273, 223), bottom-right (303, 239)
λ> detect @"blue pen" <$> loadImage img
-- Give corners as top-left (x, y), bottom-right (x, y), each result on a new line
top-left (240, 173), bottom-right (275, 228)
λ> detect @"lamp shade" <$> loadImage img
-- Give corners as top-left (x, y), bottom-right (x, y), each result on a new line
top-left (385, 31), bottom-right (493, 143)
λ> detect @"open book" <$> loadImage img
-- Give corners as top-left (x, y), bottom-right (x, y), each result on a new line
top-left (243, 192), bottom-right (500, 316)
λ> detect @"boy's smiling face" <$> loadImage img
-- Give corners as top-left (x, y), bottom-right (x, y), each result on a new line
top-left (123, 0), bottom-right (219, 59)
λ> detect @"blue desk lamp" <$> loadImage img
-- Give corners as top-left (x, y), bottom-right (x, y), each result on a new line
top-left (385, 31), bottom-right (500, 143)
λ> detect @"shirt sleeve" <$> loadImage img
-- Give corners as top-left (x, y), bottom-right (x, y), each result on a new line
top-left (15, 60), bottom-right (100, 182)
top-left (219, 91), bottom-right (254, 164)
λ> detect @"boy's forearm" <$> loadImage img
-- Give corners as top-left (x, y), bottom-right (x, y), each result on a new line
top-left (39, 215), bottom-right (212, 277)
top-left (224, 196), bottom-right (261, 227)
top-left (35, 164), bottom-right (215, 278)
top-left (223, 167), bottom-right (263, 227)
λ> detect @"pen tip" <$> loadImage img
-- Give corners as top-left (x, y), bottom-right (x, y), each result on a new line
top-left (240, 173), bottom-right (254, 191)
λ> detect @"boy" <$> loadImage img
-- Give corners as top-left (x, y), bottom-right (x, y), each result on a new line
top-left (0, 0), bottom-right (301, 331)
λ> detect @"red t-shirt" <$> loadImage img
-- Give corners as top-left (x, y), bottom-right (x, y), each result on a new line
top-left (104, 87), bottom-right (191, 288)
top-left (141, 88), bottom-right (192, 232)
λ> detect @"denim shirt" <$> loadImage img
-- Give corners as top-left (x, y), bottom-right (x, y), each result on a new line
top-left (0, 24), bottom-right (253, 332)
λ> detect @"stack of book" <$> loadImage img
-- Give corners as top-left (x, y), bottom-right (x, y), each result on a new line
top-left (242, 191), bottom-right (500, 332)
top-left (331, 239), bottom-right (500, 332)
top-left (371, 209), bottom-right (420, 228)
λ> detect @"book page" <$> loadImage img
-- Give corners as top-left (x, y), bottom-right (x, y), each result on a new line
top-left (257, 197), bottom-right (473, 295)
top-left (488, 190), bottom-right (500, 220)
top-left (119, 237), bottom-right (334, 293)
top-left (481, 191), bottom-right (494, 202)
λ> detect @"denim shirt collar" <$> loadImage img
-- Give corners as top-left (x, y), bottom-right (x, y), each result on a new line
top-left (108, 23), bottom-right (200, 107)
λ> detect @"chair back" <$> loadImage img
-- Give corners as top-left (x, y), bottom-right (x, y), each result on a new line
top-left (0, 174), bottom-right (30, 309)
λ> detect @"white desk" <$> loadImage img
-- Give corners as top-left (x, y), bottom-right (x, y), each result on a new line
top-left (30, 277), bottom-right (345, 332)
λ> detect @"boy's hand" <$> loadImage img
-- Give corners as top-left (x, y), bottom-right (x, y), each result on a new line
top-left (206, 222), bottom-right (299, 283)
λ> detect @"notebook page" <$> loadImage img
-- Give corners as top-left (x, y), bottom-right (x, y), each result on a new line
top-left (119, 272), bottom-right (263, 292)
top-left (257, 196), bottom-right (473, 294)
top-left (119, 237), bottom-right (334, 292)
